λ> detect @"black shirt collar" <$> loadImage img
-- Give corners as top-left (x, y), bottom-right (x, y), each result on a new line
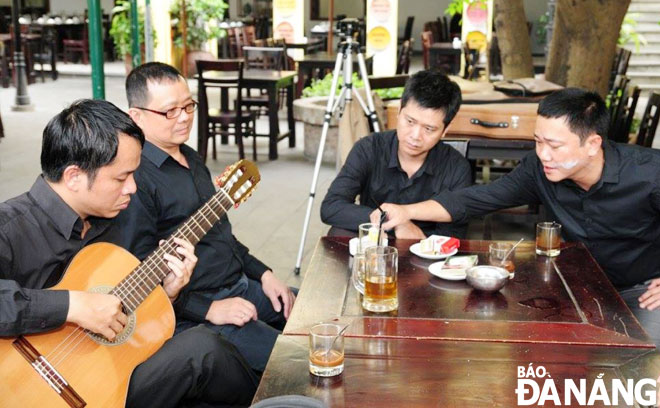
top-left (142, 141), bottom-right (170, 168)
top-left (29, 175), bottom-right (83, 240)
top-left (601, 139), bottom-right (620, 184)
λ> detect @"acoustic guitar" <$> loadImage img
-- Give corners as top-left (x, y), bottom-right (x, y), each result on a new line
top-left (0, 160), bottom-right (260, 407)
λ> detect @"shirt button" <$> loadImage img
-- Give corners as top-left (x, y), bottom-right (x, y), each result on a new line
top-left (40, 321), bottom-right (47, 328)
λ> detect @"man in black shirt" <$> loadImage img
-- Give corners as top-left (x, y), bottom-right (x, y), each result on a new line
top-left (321, 70), bottom-right (472, 239)
top-left (371, 88), bottom-right (660, 346)
top-left (0, 100), bottom-right (258, 407)
top-left (117, 62), bottom-right (296, 372)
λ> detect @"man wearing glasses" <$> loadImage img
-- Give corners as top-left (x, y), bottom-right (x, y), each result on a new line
top-left (117, 62), bottom-right (296, 374)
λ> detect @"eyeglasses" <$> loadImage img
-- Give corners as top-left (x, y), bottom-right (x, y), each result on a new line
top-left (136, 101), bottom-right (198, 119)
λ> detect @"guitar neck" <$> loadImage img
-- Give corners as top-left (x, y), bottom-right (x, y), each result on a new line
top-left (111, 187), bottom-right (235, 313)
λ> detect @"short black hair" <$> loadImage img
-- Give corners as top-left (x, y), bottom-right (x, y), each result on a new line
top-left (400, 70), bottom-right (462, 126)
top-left (538, 88), bottom-right (609, 143)
top-left (126, 62), bottom-right (183, 108)
top-left (41, 99), bottom-right (145, 183)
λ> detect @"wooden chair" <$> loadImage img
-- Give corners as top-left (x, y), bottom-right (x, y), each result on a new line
top-left (62, 23), bottom-right (89, 64)
top-left (368, 74), bottom-right (409, 91)
top-left (243, 25), bottom-right (256, 46)
top-left (196, 59), bottom-right (257, 161)
top-left (241, 46), bottom-right (287, 121)
top-left (421, 31), bottom-right (432, 70)
top-left (609, 81), bottom-right (640, 144)
top-left (609, 47), bottom-right (632, 91)
top-left (463, 45), bottom-right (483, 80)
top-left (398, 16), bottom-right (414, 45)
top-left (607, 75), bottom-right (630, 142)
top-left (396, 39), bottom-right (412, 75)
top-left (636, 92), bottom-right (660, 148)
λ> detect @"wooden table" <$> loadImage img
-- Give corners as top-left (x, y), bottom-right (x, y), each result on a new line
top-left (200, 69), bottom-right (296, 160)
top-left (254, 237), bottom-right (660, 406)
top-left (296, 52), bottom-right (373, 98)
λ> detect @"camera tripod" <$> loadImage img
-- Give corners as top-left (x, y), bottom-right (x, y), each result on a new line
top-left (294, 34), bottom-right (381, 275)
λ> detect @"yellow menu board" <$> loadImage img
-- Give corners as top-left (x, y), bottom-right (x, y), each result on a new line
top-left (366, 0), bottom-right (398, 76)
top-left (273, 0), bottom-right (304, 45)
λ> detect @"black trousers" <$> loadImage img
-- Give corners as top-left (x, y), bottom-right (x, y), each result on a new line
top-left (126, 325), bottom-right (259, 408)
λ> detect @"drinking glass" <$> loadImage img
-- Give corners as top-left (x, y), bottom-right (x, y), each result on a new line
top-left (352, 223), bottom-right (386, 294)
top-left (309, 323), bottom-right (345, 377)
top-left (362, 246), bottom-right (398, 312)
top-left (489, 242), bottom-right (515, 273)
top-left (536, 222), bottom-right (562, 256)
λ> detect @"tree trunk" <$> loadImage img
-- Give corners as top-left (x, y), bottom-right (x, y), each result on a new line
top-left (493, 0), bottom-right (534, 80)
top-left (545, 0), bottom-right (631, 97)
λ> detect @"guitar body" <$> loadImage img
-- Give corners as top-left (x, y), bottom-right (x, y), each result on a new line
top-left (0, 242), bottom-right (175, 408)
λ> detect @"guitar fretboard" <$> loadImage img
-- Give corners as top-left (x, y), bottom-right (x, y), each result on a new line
top-left (110, 187), bottom-right (234, 313)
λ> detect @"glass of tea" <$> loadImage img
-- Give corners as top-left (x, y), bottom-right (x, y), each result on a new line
top-left (362, 246), bottom-right (398, 313)
top-left (489, 242), bottom-right (515, 274)
top-left (309, 323), bottom-right (345, 377)
top-left (536, 222), bottom-right (562, 257)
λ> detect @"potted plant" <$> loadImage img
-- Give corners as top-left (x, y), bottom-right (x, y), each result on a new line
top-left (109, 0), bottom-right (154, 74)
top-left (170, 0), bottom-right (228, 76)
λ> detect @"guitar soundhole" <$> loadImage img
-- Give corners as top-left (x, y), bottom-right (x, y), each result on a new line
top-left (87, 285), bottom-right (137, 346)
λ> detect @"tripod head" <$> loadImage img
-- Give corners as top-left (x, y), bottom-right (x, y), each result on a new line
top-left (336, 18), bottom-right (364, 40)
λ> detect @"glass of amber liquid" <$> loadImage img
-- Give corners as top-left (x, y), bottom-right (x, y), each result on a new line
top-left (352, 223), bottom-right (386, 294)
top-left (536, 222), bottom-right (562, 257)
top-left (362, 246), bottom-right (398, 312)
top-left (309, 323), bottom-right (345, 377)
top-left (489, 242), bottom-right (515, 273)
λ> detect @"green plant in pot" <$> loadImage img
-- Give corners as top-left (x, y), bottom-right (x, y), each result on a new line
top-left (170, 0), bottom-right (228, 76)
top-left (110, 0), bottom-right (154, 73)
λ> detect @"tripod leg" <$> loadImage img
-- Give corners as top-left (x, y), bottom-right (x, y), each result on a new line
top-left (356, 52), bottom-right (380, 133)
top-left (294, 48), bottom-right (347, 275)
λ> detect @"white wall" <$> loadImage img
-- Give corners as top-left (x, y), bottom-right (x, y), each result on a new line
top-left (49, 0), bottom-right (115, 15)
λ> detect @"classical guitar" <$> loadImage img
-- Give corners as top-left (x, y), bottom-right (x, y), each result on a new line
top-left (0, 160), bottom-right (260, 407)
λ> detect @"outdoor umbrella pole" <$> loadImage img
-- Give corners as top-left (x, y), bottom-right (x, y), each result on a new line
top-left (294, 34), bottom-right (381, 275)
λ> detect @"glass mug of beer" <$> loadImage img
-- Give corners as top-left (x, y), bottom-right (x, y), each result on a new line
top-left (362, 246), bottom-right (398, 313)
top-left (309, 323), bottom-right (345, 377)
top-left (352, 223), bottom-right (386, 294)
top-left (536, 222), bottom-right (562, 256)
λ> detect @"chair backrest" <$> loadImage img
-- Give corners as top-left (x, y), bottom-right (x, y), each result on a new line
top-left (196, 59), bottom-right (245, 115)
top-left (609, 47), bottom-right (632, 91)
top-left (402, 16), bottom-right (414, 41)
top-left (421, 31), bottom-right (432, 70)
top-left (396, 39), bottom-right (412, 74)
top-left (442, 138), bottom-right (470, 158)
top-left (242, 46), bottom-right (287, 70)
top-left (636, 92), bottom-right (660, 148)
top-left (463, 45), bottom-right (479, 80)
top-left (368, 74), bottom-right (409, 90)
top-left (243, 25), bottom-right (256, 46)
top-left (608, 75), bottom-right (630, 141)
top-left (621, 85), bottom-right (641, 143)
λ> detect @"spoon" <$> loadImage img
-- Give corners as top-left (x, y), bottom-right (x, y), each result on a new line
top-left (322, 323), bottom-right (350, 358)
top-left (502, 238), bottom-right (524, 262)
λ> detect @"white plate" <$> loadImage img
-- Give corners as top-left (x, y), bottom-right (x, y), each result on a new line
top-left (428, 260), bottom-right (468, 280)
top-left (409, 243), bottom-right (458, 260)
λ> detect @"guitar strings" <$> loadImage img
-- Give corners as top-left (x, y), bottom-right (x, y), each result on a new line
top-left (45, 190), bottom-right (235, 368)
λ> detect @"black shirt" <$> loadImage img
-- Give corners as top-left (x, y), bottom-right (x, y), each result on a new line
top-left (321, 130), bottom-right (473, 237)
top-left (116, 142), bottom-right (269, 323)
top-left (0, 176), bottom-right (116, 336)
top-left (436, 140), bottom-right (660, 288)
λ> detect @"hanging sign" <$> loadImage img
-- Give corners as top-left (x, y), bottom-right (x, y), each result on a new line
top-left (366, 0), bottom-right (398, 76)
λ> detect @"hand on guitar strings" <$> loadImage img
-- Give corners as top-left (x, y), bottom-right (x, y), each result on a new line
top-left (161, 237), bottom-right (197, 302)
top-left (67, 291), bottom-right (127, 341)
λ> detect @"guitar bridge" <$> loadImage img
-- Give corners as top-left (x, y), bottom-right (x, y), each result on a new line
top-left (13, 336), bottom-right (86, 408)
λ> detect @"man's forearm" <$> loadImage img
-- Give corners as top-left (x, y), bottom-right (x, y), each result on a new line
top-left (406, 200), bottom-right (453, 223)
